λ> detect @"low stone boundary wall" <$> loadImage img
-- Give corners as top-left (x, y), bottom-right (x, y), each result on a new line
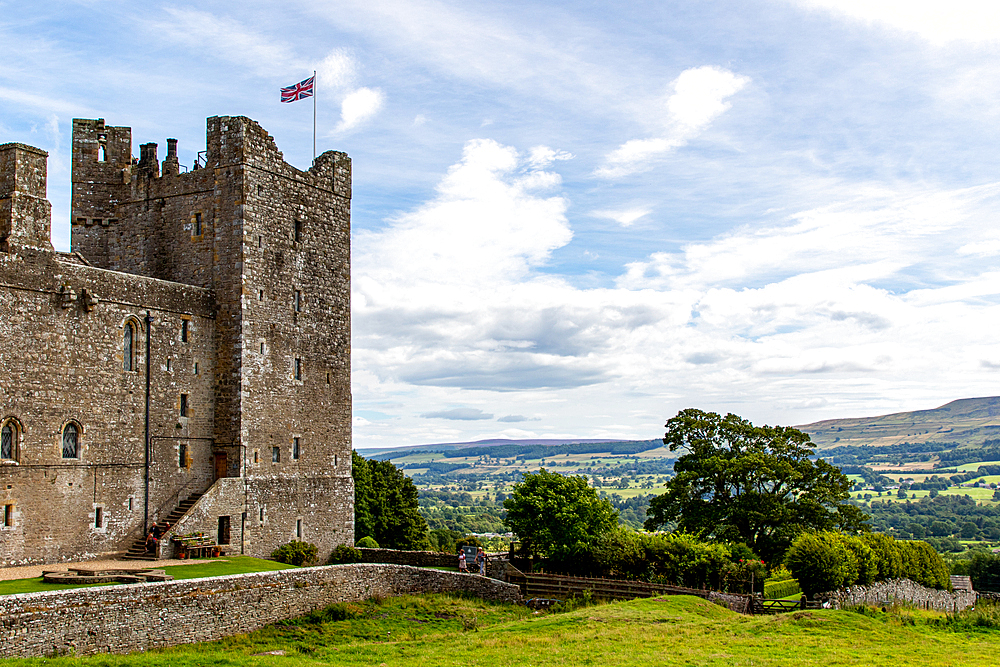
top-left (358, 547), bottom-right (455, 568)
top-left (824, 578), bottom-right (976, 612)
top-left (0, 563), bottom-right (521, 658)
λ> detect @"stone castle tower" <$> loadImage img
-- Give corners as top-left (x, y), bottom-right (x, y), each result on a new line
top-left (0, 116), bottom-right (353, 565)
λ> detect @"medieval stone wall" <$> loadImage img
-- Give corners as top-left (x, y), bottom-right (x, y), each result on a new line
top-left (0, 564), bottom-right (521, 658)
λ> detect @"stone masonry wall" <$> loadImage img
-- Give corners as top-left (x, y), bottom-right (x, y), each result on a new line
top-left (0, 563), bottom-right (521, 658)
top-left (823, 578), bottom-right (976, 612)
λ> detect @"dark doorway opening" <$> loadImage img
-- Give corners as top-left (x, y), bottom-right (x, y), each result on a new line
top-left (218, 515), bottom-right (231, 545)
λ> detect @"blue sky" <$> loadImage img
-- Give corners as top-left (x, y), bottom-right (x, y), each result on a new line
top-left (6, 1), bottom-right (1000, 448)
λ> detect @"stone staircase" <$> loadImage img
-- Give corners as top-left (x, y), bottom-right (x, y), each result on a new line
top-left (121, 492), bottom-right (204, 561)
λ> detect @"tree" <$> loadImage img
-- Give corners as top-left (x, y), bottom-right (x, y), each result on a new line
top-left (644, 409), bottom-right (867, 563)
top-left (352, 451), bottom-right (430, 550)
top-left (503, 469), bottom-right (618, 557)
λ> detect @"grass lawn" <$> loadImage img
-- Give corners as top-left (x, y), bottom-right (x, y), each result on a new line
top-left (0, 557), bottom-right (295, 597)
top-left (3, 593), bottom-right (998, 666)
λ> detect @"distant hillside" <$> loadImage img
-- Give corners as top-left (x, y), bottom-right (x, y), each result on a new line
top-left (798, 396), bottom-right (1000, 450)
top-left (356, 437), bottom-right (642, 457)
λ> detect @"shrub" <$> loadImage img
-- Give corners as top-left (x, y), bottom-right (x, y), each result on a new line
top-left (861, 532), bottom-right (904, 580)
top-left (899, 540), bottom-right (951, 590)
top-left (355, 536), bottom-right (379, 549)
top-left (272, 540), bottom-right (318, 566)
top-left (329, 544), bottom-right (362, 564)
top-left (784, 531), bottom-right (858, 597)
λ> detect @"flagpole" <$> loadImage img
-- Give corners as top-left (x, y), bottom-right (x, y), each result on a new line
top-left (312, 70), bottom-right (317, 163)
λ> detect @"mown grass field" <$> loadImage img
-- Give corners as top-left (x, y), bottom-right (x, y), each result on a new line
top-left (3, 592), bottom-right (997, 667)
top-left (0, 557), bottom-right (295, 597)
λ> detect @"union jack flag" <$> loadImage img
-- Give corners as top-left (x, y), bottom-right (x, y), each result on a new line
top-left (280, 76), bottom-right (314, 103)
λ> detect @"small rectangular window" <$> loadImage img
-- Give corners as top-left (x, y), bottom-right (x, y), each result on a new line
top-left (95, 507), bottom-right (103, 529)
top-left (259, 507), bottom-right (265, 522)
top-left (296, 519), bottom-right (302, 539)
top-left (272, 446), bottom-right (280, 463)
top-left (181, 319), bottom-right (189, 342)
top-left (180, 394), bottom-right (188, 417)
top-left (253, 450), bottom-right (259, 464)
top-left (4, 504), bottom-right (13, 527)
top-left (128, 497), bottom-right (133, 511)
top-left (166, 358), bottom-right (172, 372)
top-left (295, 358), bottom-right (302, 380)
top-left (294, 219), bottom-right (302, 243)
top-left (258, 235), bottom-right (263, 248)
top-left (194, 212), bottom-right (202, 236)
top-left (259, 289), bottom-right (264, 301)
top-left (260, 342), bottom-right (265, 354)
top-left (193, 362), bottom-right (199, 375)
top-left (179, 443), bottom-right (188, 468)
top-left (294, 290), bottom-right (302, 312)
top-left (326, 372), bottom-right (330, 384)
top-left (292, 437), bottom-right (300, 460)
top-left (334, 453), bottom-right (338, 467)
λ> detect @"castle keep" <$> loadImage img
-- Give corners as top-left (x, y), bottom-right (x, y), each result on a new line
top-left (0, 116), bottom-right (353, 565)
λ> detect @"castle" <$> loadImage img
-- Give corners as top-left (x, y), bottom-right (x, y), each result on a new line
top-left (0, 116), bottom-right (353, 565)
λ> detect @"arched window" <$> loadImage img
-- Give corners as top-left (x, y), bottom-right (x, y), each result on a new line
top-left (62, 423), bottom-right (79, 459)
top-left (0, 420), bottom-right (18, 461)
top-left (123, 322), bottom-right (135, 372)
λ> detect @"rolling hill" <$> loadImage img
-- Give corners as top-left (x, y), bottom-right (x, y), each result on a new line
top-left (798, 396), bottom-right (1000, 450)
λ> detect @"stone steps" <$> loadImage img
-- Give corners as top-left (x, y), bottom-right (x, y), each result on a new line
top-left (121, 493), bottom-right (204, 560)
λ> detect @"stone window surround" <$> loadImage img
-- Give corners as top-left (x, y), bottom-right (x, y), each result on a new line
top-left (0, 417), bottom-right (22, 463)
top-left (60, 421), bottom-right (83, 460)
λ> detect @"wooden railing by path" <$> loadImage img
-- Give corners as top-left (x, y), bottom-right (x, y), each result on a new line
top-left (505, 566), bottom-right (715, 602)
top-left (503, 564), bottom-right (813, 615)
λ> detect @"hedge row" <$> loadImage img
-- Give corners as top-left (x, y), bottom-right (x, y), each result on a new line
top-left (785, 531), bottom-right (950, 596)
top-left (763, 578), bottom-right (801, 599)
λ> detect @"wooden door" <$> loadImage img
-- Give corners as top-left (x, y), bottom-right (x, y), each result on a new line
top-left (214, 452), bottom-right (228, 480)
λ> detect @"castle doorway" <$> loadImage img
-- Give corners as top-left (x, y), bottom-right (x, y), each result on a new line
top-left (214, 452), bottom-right (228, 480)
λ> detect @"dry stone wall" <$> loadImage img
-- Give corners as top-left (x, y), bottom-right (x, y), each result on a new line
top-left (0, 563), bottom-right (520, 658)
top-left (823, 578), bottom-right (976, 612)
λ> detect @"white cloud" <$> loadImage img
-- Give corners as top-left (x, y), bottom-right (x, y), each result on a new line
top-left (317, 49), bottom-right (356, 91)
top-left (595, 66), bottom-right (750, 178)
top-left (336, 87), bottom-right (384, 132)
top-left (149, 8), bottom-right (304, 78)
top-left (790, 0), bottom-right (1000, 44)
top-left (592, 207), bottom-right (652, 227)
top-left (421, 408), bottom-right (494, 420)
top-left (527, 146), bottom-right (574, 169)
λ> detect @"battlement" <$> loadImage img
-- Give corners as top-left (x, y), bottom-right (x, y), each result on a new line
top-left (0, 142), bottom-right (53, 252)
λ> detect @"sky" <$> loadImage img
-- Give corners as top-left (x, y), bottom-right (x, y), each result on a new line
top-left (5, 1), bottom-right (1000, 449)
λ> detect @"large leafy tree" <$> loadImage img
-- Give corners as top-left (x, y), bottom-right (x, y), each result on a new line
top-left (644, 409), bottom-right (866, 563)
top-left (504, 469), bottom-right (618, 556)
top-left (353, 451), bottom-right (430, 550)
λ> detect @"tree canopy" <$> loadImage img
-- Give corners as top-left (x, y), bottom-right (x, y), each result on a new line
top-left (353, 451), bottom-right (430, 550)
top-left (644, 409), bottom-right (866, 563)
top-left (504, 469), bottom-right (618, 556)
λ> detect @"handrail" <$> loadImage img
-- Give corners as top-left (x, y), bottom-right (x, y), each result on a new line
top-left (120, 477), bottom-right (206, 548)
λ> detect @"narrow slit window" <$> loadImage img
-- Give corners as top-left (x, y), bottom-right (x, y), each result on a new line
top-left (294, 358), bottom-right (302, 380)
top-left (294, 290), bottom-right (302, 312)
top-left (179, 394), bottom-right (188, 417)
top-left (62, 423), bottom-right (79, 459)
top-left (259, 289), bottom-right (264, 301)
top-left (128, 497), bottom-right (134, 511)
top-left (258, 235), bottom-right (263, 248)
top-left (334, 453), bottom-right (338, 467)
top-left (193, 362), bottom-right (199, 375)
top-left (181, 319), bottom-right (189, 342)
top-left (179, 443), bottom-right (188, 468)
top-left (260, 342), bottom-right (265, 354)
top-left (272, 446), bottom-right (280, 463)
top-left (253, 450), bottom-right (259, 464)
top-left (4, 504), bottom-right (12, 527)
top-left (259, 507), bottom-right (265, 522)
top-left (194, 212), bottom-right (202, 236)
top-left (294, 219), bottom-right (302, 243)
top-left (292, 437), bottom-right (300, 460)
top-left (296, 519), bottom-right (303, 539)
top-left (166, 358), bottom-right (172, 372)
top-left (95, 507), bottom-right (103, 529)
top-left (326, 372), bottom-right (330, 384)
top-left (123, 323), bottom-right (134, 372)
